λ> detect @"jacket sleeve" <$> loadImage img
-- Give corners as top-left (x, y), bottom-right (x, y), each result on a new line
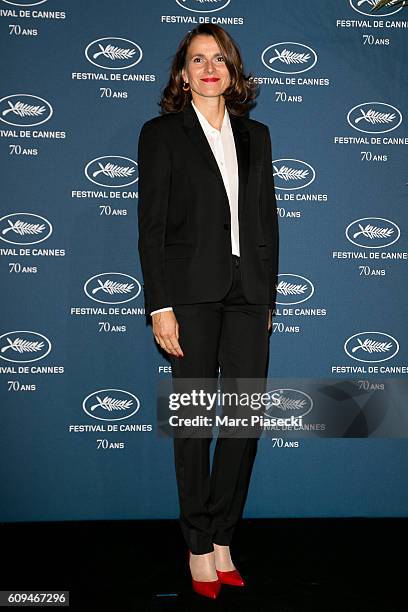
top-left (261, 125), bottom-right (280, 311)
top-left (137, 120), bottom-right (173, 314)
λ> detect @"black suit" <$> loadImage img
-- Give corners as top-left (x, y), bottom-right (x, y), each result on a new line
top-left (137, 99), bottom-right (279, 554)
top-left (137, 99), bottom-right (279, 314)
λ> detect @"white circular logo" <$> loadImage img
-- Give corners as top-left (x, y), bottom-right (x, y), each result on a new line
top-left (344, 332), bottom-right (399, 363)
top-left (0, 94), bottom-right (53, 127)
top-left (0, 212), bottom-right (52, 245)
top-left (83, 389), bottom-right (141, 421)
top-left (0, 331), bottom-right (51, 363)
top-left (345, 217), bottom-right (400, 249)
top-left (347, 102), bottom-right (402, 134)
top-left (273, 159), bottom-right (316, 191)
top-left (84, 273), bottom-right (142, 305)
top-left (261, 42), bottom-right (317, 74)
top-left (85, 37), bottom-right (143, 70)
top-left (276, 274), bottom-right (314, 305)
top-left (263, 388), bottom-right (313, 419)
top-left (84, 156), bottom-right (138, 188)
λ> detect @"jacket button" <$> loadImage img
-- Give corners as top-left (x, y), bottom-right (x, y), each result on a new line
top-left (223, 223), bottom-right (229, 229)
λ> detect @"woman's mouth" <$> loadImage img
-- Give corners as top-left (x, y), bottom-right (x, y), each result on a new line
top-left (201, 78), bottom-right (220, 83)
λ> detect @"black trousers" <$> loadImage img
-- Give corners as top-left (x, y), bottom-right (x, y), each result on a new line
top-left (169, 254), bottom-right (270, 554)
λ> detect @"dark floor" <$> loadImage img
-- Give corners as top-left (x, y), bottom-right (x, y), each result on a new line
top-left (1, 518), bottom-right (406, 611)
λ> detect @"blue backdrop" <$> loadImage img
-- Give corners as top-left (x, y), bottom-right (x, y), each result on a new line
top-left (1, 0), bottom-right (407, 522)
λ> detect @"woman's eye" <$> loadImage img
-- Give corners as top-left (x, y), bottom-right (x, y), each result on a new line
top-left (192, 56), bottom-right (224, 63)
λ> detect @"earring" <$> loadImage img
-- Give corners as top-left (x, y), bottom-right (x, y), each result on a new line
top-left (182, 81), bottom-right (190, 91)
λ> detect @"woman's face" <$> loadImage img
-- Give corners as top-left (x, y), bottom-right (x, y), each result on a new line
top-left (182, 34), bottom-right (231, 101)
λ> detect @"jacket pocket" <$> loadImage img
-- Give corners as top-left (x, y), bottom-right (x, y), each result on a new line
top-left (257, 244), bottom-right (272, 260)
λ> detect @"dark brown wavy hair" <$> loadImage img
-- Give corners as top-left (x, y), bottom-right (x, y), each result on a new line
top-left (159, 24), bottom-right (259, 117)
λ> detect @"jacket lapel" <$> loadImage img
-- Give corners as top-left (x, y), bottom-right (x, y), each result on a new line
top-left (182, 100), bottom-right (249, 218)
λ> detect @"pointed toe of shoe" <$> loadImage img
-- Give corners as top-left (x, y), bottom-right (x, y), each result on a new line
top-left (216, 568), bottom-right (245, 587)
top-left (191, 577), bottom-right (221, 599)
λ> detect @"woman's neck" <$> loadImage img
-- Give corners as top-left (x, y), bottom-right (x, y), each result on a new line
top-left (191, 95), bottom-right (225, 131)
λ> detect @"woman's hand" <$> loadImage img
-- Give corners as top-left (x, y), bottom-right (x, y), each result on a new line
top-left (152, 311), bottom-right (184, 357)
top-left (268, 308), bottom-right (272, 332)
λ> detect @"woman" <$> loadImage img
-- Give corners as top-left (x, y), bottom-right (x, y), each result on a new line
top-left (137, 24), bottom-right (279, 599)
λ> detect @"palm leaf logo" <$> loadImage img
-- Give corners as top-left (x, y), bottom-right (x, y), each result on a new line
top-left (93, 44), bottom-right (136, 61)
top-left (89, 395), bottom-right (133, 412)
top-left (352, 223), bottom-right (394, 240)
top-left (277, 281), bottom-right (308, 296)
top-left (91, 279), bottom-right (135, 295)
top-left (355, 108), bottom-right (396, 125)
top-left (280, 397), bottom-right (307, 411)
top-left (92, 162), bottom-right (135, 179)
top-left (269, 49), bottom-right (310, 65)
top-left (1, 219), bottom-right (46, 236)
top-left (2, 100), bottom-right (46, 118)
top-left (269, 396), bottom-right (307, 412)
top-left (357, 0), bottom-right (400, 7)
top-left (273, 164), bottom-right (309, 182)
top-left (351, 338), bottom-right (393, 354)
top-left (1, 337), bottom-right (44, 354)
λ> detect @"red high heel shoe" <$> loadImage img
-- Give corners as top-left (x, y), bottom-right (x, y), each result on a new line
top-left (187, 550), bottom-right (221, 599)
top-left (216, 567), bottom-right (245, 587)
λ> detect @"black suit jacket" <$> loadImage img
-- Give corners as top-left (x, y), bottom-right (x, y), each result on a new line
top-left (137, 99), bottom-right (279, 315)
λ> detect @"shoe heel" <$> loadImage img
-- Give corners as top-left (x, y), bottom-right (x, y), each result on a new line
top-left (188, 549), bottom-right (222, 599)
